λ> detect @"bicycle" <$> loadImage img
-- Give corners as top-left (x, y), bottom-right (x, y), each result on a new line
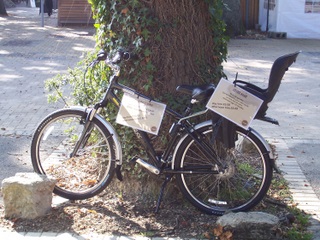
top-left (31, 49), bottom-right (299, 215)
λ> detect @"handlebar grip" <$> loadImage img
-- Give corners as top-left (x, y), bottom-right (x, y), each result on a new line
top-left (111, 50), bottom-right (130, 64)
top-left (97, 49), bottom-right (107, 61)
top-left (91, 49), bottom-right (131, 68)
top-left (123, 52), bottom-right (130, 61)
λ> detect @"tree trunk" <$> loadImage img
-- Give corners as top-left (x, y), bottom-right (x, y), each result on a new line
top-left (89, 0), bottom-right (227, 98)
top-left (0, 0), bottom-right (8, 16)
top-left (149, 0), bottom-right (220, 94)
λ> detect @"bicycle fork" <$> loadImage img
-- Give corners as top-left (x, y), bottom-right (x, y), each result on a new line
top-left (70, 108), bottom-right (98, 158)
top-left (70, 107), bottom-right (124, 181)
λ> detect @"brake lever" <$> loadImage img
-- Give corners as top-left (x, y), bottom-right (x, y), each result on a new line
top-left (105, 57), bottom-right (120, 76)
top-left (97, 49), bottom-right (107, 60)
top-left (88, 60), bottom-right (99, 68)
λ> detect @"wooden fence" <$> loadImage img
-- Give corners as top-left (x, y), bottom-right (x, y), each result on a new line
top-left (240, 0), bottom-right (260, 29)
top-left (58, 0), bottom-right (94, 26)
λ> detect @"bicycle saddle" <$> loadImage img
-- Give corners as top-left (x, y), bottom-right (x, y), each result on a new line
top-left (176, 84), bottom-right (215, 102)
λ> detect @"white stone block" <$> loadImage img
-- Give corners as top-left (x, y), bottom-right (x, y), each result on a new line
top-left (1, 172), bottom-right (57, 219)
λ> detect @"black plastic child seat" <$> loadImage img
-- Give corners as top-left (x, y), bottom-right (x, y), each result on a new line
top-left (175, 51), bottom-right (300, 119)
top-left (234, 51), bottom-right (300, 118)
top-left (174, 52), bottom-right (300, 149)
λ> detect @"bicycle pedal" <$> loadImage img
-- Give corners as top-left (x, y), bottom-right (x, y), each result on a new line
top-left (129, 156), bottom-right (138, 168)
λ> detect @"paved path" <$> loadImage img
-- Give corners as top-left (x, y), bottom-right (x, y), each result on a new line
top-left (0, 5), bottom-right (95, 137)
top-left (1, 4), bottom-right (320, 240)
top-left (0, 4), bottom-right (96, 185)
top-left (223, 38), bottom-right (320, 239)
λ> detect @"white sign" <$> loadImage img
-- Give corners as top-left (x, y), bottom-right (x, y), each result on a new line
top-left (206, 78), bottom-right (263, 129)
top-left (116, 93), bottom-right (166, 135)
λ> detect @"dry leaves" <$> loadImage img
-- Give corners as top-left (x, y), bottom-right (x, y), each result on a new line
top-left (204, 224), bottom-right (233, 240)
top-left (121, 8), bottom-right (129, 15)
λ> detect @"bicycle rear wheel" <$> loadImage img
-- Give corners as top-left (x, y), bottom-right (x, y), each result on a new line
top-left (31, 108), bottom-right (116, 200)
top-left (174, 123), bottom-right (273, 215)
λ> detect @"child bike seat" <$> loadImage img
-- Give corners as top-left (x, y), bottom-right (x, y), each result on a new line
top-left (233, 51), bottom-right (300, 118)
top-left (176, 84), bottom-right (215, 102)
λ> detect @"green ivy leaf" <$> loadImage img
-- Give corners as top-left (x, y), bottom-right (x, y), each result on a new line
top-left (144, 48), bottom-right (151, 57)
top-left (141, 28), bottom-right (150, 40)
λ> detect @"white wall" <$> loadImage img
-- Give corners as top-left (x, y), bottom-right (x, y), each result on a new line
top-left (259, 0), bottom-right (320, 39)
top-left (277, 0), bottom-right (320, 38)
top-left (259, 0), bottom-right (268, 31)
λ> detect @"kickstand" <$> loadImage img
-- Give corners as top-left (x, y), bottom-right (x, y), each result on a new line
top-left (155, 175), bottom-right (172, 213)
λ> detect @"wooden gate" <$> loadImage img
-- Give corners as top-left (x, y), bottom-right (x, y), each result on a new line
top-left (241, 0), bottom-right (260, 29)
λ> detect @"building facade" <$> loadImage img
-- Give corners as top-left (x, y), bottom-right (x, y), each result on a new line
top-left (258, 0), bottom-right (320, 39)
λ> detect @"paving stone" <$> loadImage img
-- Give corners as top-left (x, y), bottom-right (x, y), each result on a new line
top-left (55, 233), bottom-right (79, 240)
top-left (25, 232), bottom-right (42, 237)
top-left (40, 232), bottom-right (59, 237)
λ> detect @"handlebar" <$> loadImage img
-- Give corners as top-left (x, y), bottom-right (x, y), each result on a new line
top-left (110, 49), bottom-right (131, 64)
top-left (82, 48), bottom-right (132, 101)
top-left (89, 49), bottom-right (131, 68)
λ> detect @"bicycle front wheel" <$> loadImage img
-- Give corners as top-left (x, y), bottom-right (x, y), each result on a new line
top-left (31, 108), bottom-right (116, 200)
top-left (175, 124), bottom-right (273, 215)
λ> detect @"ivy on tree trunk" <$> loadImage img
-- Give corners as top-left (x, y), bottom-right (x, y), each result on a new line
top-left (89, 0), bottom-right (227, 99)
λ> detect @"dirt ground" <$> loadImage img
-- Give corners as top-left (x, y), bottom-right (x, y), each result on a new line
top-left (0, 172), bottom-right (295, 239)
top-left (0, 182), bottom-right (220, 238)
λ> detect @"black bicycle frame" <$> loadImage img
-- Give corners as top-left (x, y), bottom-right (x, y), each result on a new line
top-left (77, 72), bottom-right (224, 173)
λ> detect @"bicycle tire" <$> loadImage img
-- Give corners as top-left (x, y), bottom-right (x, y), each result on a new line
top-left (31, 108), bottom-right (116, 200)
top-left (174, 123), bottom-right (273, 215)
